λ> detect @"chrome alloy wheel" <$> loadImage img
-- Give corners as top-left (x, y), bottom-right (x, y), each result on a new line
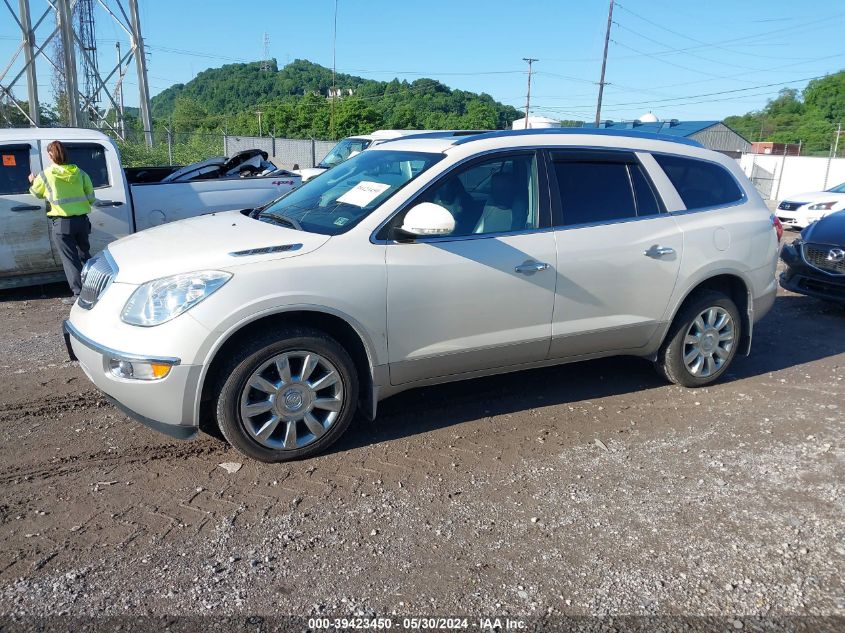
top-left (239, 351), bottom-right (344, 450)
top-left (682, 307), bottom-right (735, 378)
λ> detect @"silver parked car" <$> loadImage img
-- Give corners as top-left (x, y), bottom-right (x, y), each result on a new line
top-left (64, 129), bottom-right (780, 462)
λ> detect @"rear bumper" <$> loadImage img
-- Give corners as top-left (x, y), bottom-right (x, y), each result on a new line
top-left (63, 320), bottom-right (201, 439)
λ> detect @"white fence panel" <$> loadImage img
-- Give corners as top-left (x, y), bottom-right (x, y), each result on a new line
top-left (740, 154), bottom-right (845, 200)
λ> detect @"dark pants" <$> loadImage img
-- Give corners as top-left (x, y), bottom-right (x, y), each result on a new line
top-left (50, 215), bottom-right (91, 295)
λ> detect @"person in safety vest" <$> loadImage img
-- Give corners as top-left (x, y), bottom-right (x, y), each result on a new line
top-left (28, 140), bottom-right (95, 303)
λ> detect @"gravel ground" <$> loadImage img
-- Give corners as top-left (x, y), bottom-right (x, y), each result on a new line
top-left (0, 247), bottom-right (842, 627)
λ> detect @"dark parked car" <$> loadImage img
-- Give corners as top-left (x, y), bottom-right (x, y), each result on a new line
top-left (780, 210), bottom-right (845, 304)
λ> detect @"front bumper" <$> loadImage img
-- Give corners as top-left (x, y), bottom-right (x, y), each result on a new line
top-left (779, 243), bottom-right (845, 303)
top-left (63, 320), bottom-right (201, 439)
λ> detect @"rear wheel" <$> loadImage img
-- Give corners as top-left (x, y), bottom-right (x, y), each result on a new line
top-left (655, 290), bottom-right (741, 387)
top-left (215, 328), bottom-right (358, 462)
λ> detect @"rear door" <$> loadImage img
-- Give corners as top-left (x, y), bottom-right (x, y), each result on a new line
top-left (60, 141), bottom-right (130, 253)
top-left (0, 142), bottom-right (55, 278)
top-left (547, 149), bottom-right (683, 358)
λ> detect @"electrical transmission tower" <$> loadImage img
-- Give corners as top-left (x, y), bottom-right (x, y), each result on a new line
top-left (76, 0), bottom-right (99, 125)
top-left (260, 32), bottom-right (271, 71)
top-left (1, 0), bottom-right (154, 146)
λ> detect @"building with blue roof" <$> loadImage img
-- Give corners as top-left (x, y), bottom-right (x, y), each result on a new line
top-left (583, 119), bottom-right (750, 158)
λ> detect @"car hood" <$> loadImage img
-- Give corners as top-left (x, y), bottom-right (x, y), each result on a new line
top-left (108, 210), bottom-right (330, 284)
top-left (781, 191), bottom-right (845, 205)
top-left (803, 210), bottom-right (845, 244)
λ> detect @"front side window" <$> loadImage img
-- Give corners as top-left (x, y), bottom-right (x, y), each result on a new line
top-left (654, 153), bottom-right (743, 210)
top-left (318, 138), bottom-right (372, 169)
top-left (416, 153), bottom-right (539, 237)
top-left (259, 149), bottom-right (443, 235)
top-left (0, 145), bottom-right (31, 195)
top-left (65, 143), bottom-right (109, 188)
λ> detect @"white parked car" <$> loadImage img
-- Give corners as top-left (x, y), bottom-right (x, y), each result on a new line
top-left (295, 130), bottom-right (427, 183)
top-left (64, 128), bottom-right (780, 462)
top-left (776, 182), bottom-right (845, 229)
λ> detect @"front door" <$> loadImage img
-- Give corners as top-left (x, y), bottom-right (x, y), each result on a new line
top-left (546, 149), bottom-right (683, 358)
top-left (0, 142), bottom-right (53, 278)
top-left (385, 152), bottom-right (557, 385)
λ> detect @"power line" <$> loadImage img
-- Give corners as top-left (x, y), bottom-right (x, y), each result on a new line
top-left (611, 21), bottom-right (766, 74)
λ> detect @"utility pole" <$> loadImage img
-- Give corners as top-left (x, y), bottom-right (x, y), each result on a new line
top-left (329, 0), bottom-right (338, 140)
top-left (594, 0), bottom-right (614, 126)
top-left (255, 110), bottom-right (263, 137)
top-left (128, 0), bottom-right (153, 146)
top-left (115, 42), bottom-right (125, 138)
top-left (522, 57), bottom-right (538, 129)
top-left (834, 122), bottom-right (843, 158)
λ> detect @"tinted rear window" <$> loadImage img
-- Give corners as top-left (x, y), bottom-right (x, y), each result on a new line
top-left (554, 161), bottom-right (637, 226)
top-left (65, 143), bottom-right (109, 188)
top-left (654, 154), bottom-right (743, 210)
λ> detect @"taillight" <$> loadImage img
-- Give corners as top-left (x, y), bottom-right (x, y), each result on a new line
top-left (771, 214), bottom-right (783, 242)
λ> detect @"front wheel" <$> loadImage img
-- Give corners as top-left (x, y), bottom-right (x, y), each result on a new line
top-left (215, 328), bottom-right (359, 462)
top-left (655, 290), bottom-right (741, 387)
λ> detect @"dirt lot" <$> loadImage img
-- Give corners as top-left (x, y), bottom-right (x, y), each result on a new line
top-left (0, 249), bottom-right (843, 623)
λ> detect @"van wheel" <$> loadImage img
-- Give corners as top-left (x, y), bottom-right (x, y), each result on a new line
top-left (655, 290), bottom-right (741, 387)
top-left (215, 327), bottom-right (358, 462)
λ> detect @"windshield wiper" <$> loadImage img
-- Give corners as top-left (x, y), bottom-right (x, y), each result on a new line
top-left (260, 214), bottom-right (303, 231)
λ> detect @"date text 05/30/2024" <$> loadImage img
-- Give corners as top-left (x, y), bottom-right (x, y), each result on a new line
top-left (307, 617), bottom-right (527, 630)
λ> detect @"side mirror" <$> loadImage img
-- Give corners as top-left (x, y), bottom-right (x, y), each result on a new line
top-left (397, 202), bottom-right (456, 238)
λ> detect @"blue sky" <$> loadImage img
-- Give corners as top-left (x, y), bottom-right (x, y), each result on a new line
top-left (3, 0), bottom-right (845, 123)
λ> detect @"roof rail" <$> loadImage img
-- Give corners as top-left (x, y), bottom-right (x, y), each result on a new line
top-left (381, 130), bottom-right (489, 143)
top-left (451, 127), bottom-right (704, 148)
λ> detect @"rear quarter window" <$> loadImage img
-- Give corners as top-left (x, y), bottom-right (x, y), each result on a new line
top-left (654, 154), bottom-right (743, 210)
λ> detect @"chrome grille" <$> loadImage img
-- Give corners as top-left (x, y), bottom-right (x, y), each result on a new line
top-left (778, 201), bottom-right (802, 211)
top-left (802, 243), bottom-right (845, 275)
top-left (78, 254), bottom-right (116, 309)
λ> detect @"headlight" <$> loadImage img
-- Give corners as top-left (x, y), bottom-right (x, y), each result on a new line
top-left (121, 270), bottom-right (232, 326)
top-left (807, 201), bottom-right (836, 211)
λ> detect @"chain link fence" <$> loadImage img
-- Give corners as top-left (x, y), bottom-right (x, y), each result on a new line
top-left (110, 130), bottom-right (335, 170)
top-left (223, 136), bottom-right (336, 170)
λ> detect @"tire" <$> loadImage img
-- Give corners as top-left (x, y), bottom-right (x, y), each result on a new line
top-left (214, 327), bottom-right (359, 462)
top-left (655, 290), bottom-right (741, 388)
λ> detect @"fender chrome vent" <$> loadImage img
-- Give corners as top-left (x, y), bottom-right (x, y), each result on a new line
top-left (229, 243), bottom-right (303, 257)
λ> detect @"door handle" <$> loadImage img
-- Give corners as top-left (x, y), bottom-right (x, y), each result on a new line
top-left (644, 245), bottom-right (676, 258)
top-left (514, 261), bottom-right (550, 275)
top-left (10, 204), bottom-right (42, 212)
top-left (93, 200), bottom-right (124, 207)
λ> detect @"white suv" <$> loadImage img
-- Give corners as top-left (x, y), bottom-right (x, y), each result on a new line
top-left (64, 129), bottom-right (780, 462)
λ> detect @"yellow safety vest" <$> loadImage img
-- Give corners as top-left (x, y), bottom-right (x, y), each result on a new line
top-left (29, 163), bottom-right (95, 217)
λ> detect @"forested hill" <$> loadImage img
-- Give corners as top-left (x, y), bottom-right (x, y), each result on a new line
top-left (724, 70), bottom-right (845, 155)
top-left (150, 59), bottom-right (522, 138)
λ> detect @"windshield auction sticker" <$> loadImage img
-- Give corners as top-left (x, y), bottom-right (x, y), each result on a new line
top-left (336, 181), bottom-right (391, 207)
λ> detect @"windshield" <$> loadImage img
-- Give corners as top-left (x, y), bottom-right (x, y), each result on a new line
top-left (259, 149), bottom-right (444, 235)
top-left (827, 182), bottom-right (845, 193)
top-left (318, 138), bottom-right (373, 169)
